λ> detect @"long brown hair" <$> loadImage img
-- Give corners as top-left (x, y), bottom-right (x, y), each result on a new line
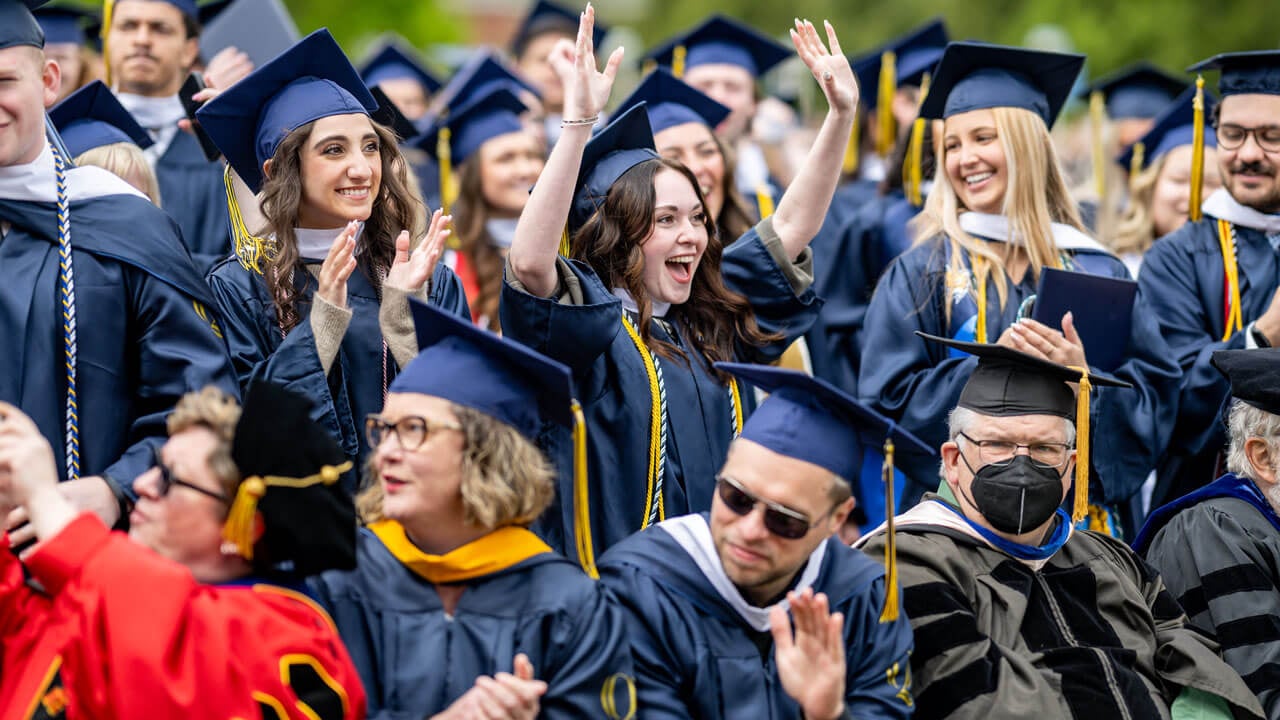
top-left (258, 118), bottom-right (421, 331)
top-left (452, 158), bottom-right (506, 332)
top-left (570, 157), bottom-right (779, 379)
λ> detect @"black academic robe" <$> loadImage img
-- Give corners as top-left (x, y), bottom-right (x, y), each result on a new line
top-left (0, 190), bottom-right (237, 492)
top-left (1139, 215), bottom-right (1280, 506)
top-left (155, 130), bottom-right (231, 275)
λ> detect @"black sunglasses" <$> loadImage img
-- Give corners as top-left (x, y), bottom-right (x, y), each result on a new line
top-left (715, 475), bottom-right (827, 540)
top-left (152, 446), bottom-right (230, 504)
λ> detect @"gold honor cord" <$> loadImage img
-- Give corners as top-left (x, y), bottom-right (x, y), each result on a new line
top-left (876, 51), bottom-right (897, 158)
top-left (622, 313), bottom-right (666, 529)
top-left (1066, 368), bottom-right (1091, 524)
top-left (878, 438), bottom-right (899, 622)
top-left (1189, 76), bottom-right (1207, 222)
top-left (975, 260), bottom-right (988, 344)
top-left (1218, 218), bottom-right (1243, 340)
top-left (224, 165), bottom-right (271, 275)
top-left (571, 400), bottom-right (598, 578)
top-left (1089, 90), bottom-right (1107, 202)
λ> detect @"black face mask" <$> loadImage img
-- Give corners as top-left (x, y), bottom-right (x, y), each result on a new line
top-left (961, 455), bottom-right (1066, 535)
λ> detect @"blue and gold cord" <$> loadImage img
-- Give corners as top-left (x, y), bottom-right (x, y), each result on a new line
top-left (52, 146), bottom-right (80, 480)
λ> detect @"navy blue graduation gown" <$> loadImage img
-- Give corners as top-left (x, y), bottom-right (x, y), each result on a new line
top-left (500, 228), bottom-right (821, 561)
top-left (598, 522), bottom-right (915, 719)
top-left (207, 258), bottom-right (468, 485)
top-left (858, 236), bottom-right (1181, 513)
top-left (0, 193), bottom-right (238, 491)
top-left (154, 131), bottom-right (231, 275)
top-left (1139, 216), bottom-right (1280, 506)
top-left (311, 529), bottom-right (634, 719)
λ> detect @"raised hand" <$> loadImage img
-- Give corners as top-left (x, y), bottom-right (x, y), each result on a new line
top-left (548, 3), bottom-right (624, 122)
top-left (772, 589), bottom-right (848, 720)
top-left (386, 209), bottom-right (451, 294)
top-left (790, 19), bottom-right (858, 116)
top-left (317, 220), bottom-right (360, 309)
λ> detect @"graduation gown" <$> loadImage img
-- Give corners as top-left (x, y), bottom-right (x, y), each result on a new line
top-left (859, 498), bottom-right (1265, 720)
top-left (155, 130), bottom-right (232, 274)
top-left (857, 227), bottom-right (1181, 512)
top-left (500, 218), bottom-right (822, 560)
top-left (0, 152), bottom-right (238, 491)
top-left (311, 528), bottom-right (633, 719)
top-left (0, 514), bottom-right (366, 720)
top-left (1138, 210), bottom-right (1280, 506)
top-left (597, 516), bottom-right (915, 720)
top-left (207, 257), bottom-right (469, 484)
top-left (1137, 474), bottom-right (1280, 719)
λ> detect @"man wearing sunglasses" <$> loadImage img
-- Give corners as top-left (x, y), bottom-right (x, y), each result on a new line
top-left (599, 363), bottom-right (924, 720)
top-left (0, 382), bottom-right (367, 718)
top-left (857, 337), bottom-right (1263, 720)
top-left (1140, 49), bottom-right (1280, 510)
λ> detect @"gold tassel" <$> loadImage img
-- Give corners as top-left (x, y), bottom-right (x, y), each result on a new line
top-left (220, 461), bottom-right (352, 560)
top-left (1089, 90), bottom-right (1106, 202)
top-left (571, 400), bottom-right (598, 579)
top-left (876, 51), bottom-right (897, 158)
top-left (672, 45), bottom-right (687, 79)
top-left (755, 185), bottom-right (775, 219)
top-left (878, 438), bottom-right (899, 623)
top-left (224, 165), bottom-right (272, 275)
top-left (842, 117), bottom-right (860, 176)
top-left (1128, 141), bottom-right (1146, 196)
top-left (1068, 368), bottom-right (1091, 524)
top-left (641, 58), bottom-right (656, 76)
top-left (101, 0), bottom-right (115, 88)
top-left (1217, 218), bottom-right (1243, 340)
top-left (438, 126), bottom-right (454, 217)
top-left (975, 259), bottom-right (988, 344)
top-left (558, 225), bottom-right (571, 257)
top-left (902, 73), bottom-right (930, 207)
top-left (1189, 76), bottom-right (1206, 223)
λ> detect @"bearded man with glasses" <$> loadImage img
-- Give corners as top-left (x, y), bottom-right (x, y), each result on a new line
top-left (598, 363), bottom-right (924, 720)
top-left (1140, 50), bottom-right (1280, 510)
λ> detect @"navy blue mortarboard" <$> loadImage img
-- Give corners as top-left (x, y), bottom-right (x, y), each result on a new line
top-left (432, 50), bottom-right (539, 114)
top-left (35, 5), bottom-right (95, 45)
top-left (645, 14), bottom-right (790, 77)
top-left (1, 0), bottom-right (49, 50)
top-left (1085, 63), bottom-right (1187, 119)
top-left (50, 79), bottom-right (153, 156)
top-left (568, 103), bottom-right (659, 233)
top-left (613, 68), bottom-right (730, 135)
top-left (392, 297), bottom-right (576, 437)
top-left (416, 86), bottom-right (526, 166)
top-left (1117, 86), bottom-right (1216, 173)
top-left (361, 41), bottom-right (443, 95)
top-left (1212, 348), bottom-right (1280, 416)
top-left (1188, 51), bottom-right (1280, 97)
top-left (718, 363), bottom-right (933, 483)
top-left (195, 28), bottom-right (377, 193)
top-left (851, 18), bottom-right (949, 109)
top-left (512, 0), bottom-right (606, 58)
top-left (369, 85), bottom-right (418, 141)
top-left (919, 41), bottom-right (1085, 128)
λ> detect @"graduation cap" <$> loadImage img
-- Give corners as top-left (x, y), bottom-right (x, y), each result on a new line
top-left (432, 50), bottom-right (539, 112)
top-left (221, 381), bottom-right (357, 576)
top-left (1188, 50), bottom-right (1280, 97)
top-left (50, 79), bottom-right (154, 156)
top-left (1212, 348), bottom-right (1280, 415)
top-left (612, 68), bottom-right (731, 135)
top-left (717, 362), bottom-right (932, 623)
top-left (568, 102), bottom-right (659, 235)
top-left (195, 28), bottom-right (377, 194)
top-left (369, 85), bottom-right (418, 142)
top-left (917, 331), bottom-right (1131, 525)
top-left (1117, 86), bottom-right (1216, 175)
top-left (919, 41), bottom-right (1085, 129)
top-left (1085, 63), bottom-right (1187, 120)
top-left (852, 18), bottom-right (949, 109)
top-left (645, 14), bottom-right (790, 79)
top-left (416, 85), bottom-right (526, 167)
top-left (361, 40), bottom-right (443, 95)
top-left (34, 5), bottom-right (96, 46)
top-left (512, 0), bottom-right (606, 58)
top-left (1, 0), bottom-right (49, 50)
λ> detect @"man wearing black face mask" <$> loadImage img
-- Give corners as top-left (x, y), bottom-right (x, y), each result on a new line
top-left (858, 335), bottom-right (1263, 720)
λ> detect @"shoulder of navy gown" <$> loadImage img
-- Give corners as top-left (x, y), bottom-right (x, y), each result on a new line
top-left (154, 131), bottom-right (231, 275)
top-left (721, 223), bottom-right (823, 364)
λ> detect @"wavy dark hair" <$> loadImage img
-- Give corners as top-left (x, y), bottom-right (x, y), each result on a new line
top-left (258, 118), bottom-right (421, 331)
top-left (452, 157), bottom-right (507, 332)
top-left (570, 157), bottom-right (780, 379)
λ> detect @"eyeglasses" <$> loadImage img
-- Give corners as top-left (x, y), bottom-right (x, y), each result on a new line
top-left (1216, 123), bottom-right (1280, 152)
top-left (715, 475), bottom-right (828, 540)
top-left (152, 446), bottom-right (230, 503)
top-left (366, 414), bottom-right (462, 451)
top-left (957, 432), bottom-right (1072, 469)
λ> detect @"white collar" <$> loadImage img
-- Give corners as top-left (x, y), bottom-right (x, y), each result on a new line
top-left (293, 226), bottom-right (357, 261)
top-left (660, 513), bottom-right (827, 632)
top-left (958, 212), bottom-right (1110, 254)
top-left (612, 286), bottom-right (670, 319)
top-left (485, 217), bottom-right (519, 249)
top-left (855, 499), bottom-right (1069, 571)
top-left (115, 92), bottom-right (186, 132)
top-left (0, 143), bottom-right (145, 203)
top-left (1202, 188), bottom-right (1280, 234)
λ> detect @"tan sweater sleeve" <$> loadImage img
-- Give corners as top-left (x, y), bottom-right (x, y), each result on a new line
top-left (380, 283), bottom-right (430, 370)
top-left (309, 292), bottom-right (353, 376)
top-left (755, 214), bottom-right (815, 295)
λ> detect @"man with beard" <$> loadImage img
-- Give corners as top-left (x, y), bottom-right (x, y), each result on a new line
top-left (1140, 51), bottom-right (1280, 508)
top-left (102, 0), bottom-right (251, 272)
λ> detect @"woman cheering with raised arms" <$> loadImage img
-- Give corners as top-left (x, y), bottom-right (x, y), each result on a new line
top-left (502, 5), bottom-right (858, 569)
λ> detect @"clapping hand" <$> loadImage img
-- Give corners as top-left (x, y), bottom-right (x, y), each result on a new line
top-left (316, 221), bottom-right (360, 310)
top-left (386, 209), bottom-right (451, 294)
